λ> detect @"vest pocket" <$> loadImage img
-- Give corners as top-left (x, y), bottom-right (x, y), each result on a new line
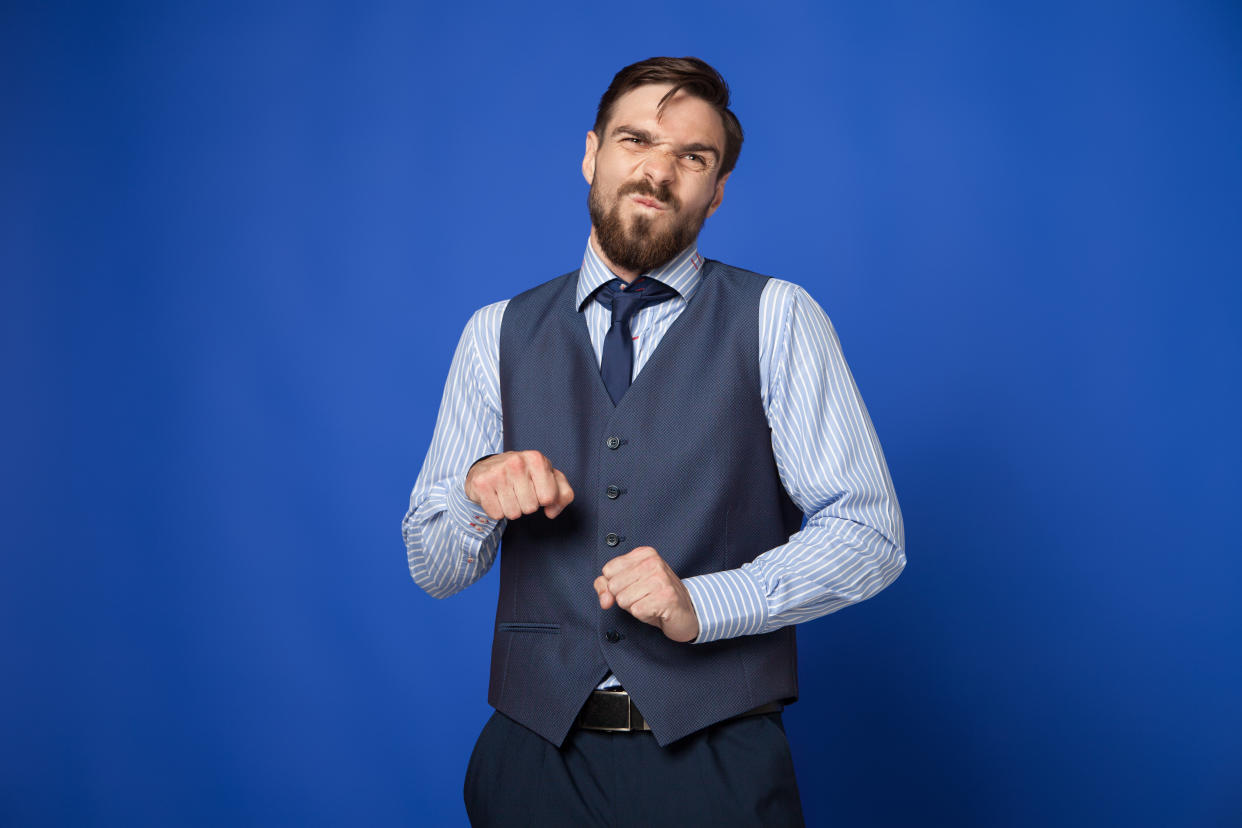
top-left (496, 622), bottom-right (561, 634)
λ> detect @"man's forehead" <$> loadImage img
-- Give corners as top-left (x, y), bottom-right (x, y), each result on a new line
top-left (604, 83), bottom-right (726, 146)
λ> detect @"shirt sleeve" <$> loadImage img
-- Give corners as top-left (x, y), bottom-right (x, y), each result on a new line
top-left (402, 301), bottom-right (508, 599)
top-left (682, 280), bottom-right (906, 643)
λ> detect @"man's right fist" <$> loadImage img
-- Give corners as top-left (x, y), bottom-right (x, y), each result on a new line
top-left (463, 450), bottom-right (575, 521)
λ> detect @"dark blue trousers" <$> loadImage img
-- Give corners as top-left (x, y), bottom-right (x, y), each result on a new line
top-left (464, 711), bottom-right (805, 827)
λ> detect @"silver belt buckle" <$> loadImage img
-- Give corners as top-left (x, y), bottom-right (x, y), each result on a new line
top-left (592, 689), bottom-right (635, 732)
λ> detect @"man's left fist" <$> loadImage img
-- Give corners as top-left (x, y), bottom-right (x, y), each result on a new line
top-left (594, 546), bottom-right (700, 643)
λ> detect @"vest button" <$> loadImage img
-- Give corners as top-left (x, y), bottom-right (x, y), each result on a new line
top-left (605, 485), bottom-right (620, 499)
top-left (605, 630), bottom-right (622, 643)
top-left (605, 532), bottom-right (620, 547)
top-left (606, 436), bottom-right (621, 450)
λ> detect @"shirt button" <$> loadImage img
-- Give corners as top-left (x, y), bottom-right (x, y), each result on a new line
top-left (605, 485), bottom-right (620, 499)
top-left (605, 533), bottom-right (620, 547)
top-left (606, 436), bottom-right (621, 450)
top-left (606, 630), bottom-right (622, 643)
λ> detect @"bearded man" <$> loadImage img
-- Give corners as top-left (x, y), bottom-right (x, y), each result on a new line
top-left (403, 56), bottom-right (905, 827)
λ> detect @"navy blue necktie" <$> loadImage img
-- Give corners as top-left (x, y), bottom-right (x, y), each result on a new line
top-left (594, 277), bottom-right (678, 405)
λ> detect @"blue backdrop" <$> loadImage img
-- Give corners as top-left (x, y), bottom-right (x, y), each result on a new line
top-left (4, 1), bottom-right (1240, 825)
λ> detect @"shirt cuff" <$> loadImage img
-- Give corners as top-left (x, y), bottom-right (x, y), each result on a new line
top-left (445, 472), bottom-right (500, 541)
top-left (682, 568), bottom-right (769, 644)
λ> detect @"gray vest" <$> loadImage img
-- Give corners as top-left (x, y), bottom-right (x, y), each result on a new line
top-left (493, 260), bottom-right (803, 747)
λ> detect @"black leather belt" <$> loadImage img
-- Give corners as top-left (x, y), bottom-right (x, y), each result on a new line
top-left (575, 689), bottom-right (783, 733)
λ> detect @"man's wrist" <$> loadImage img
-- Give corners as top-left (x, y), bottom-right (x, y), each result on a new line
top-left (447, 471), bottom-right (500, 538)
top-left (682, 568), bottom-right (769, 644)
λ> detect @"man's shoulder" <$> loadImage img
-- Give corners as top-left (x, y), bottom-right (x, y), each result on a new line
top-left (702, 259), bottom-right (770, 281)
top-left (703, 260), bottom-right (803, 293)
top-left (461, 270), bottom-right (579, 337)
top-left (496, 269), bottom-right (582, 345)
top-left (699, 265), bottom-right (827, 334)
top-left (462, 299), bottom-right (509, 335)
top-left (702, 261), bottom-right (812, 305)
top-left (500, 270), bottom-right (582, 327)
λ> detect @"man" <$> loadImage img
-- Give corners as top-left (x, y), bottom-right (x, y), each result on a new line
top-left (404, 56), bottom-right (905, 826)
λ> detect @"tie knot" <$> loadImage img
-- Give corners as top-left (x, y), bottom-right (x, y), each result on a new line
top-left (595, 277), bottom-right (677, 325)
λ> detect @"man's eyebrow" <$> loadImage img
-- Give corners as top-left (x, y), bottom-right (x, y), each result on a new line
top-left (610, 125), bottom-right (653, 142)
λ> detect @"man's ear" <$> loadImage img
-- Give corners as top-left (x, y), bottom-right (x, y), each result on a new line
top-left (705, 171), bottom-right (730, 218)
top-left (582, 130), bottom-right (599, 185)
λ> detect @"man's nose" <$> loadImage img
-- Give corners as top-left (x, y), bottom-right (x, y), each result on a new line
top-left (641, 149), bottom-right (676, 186)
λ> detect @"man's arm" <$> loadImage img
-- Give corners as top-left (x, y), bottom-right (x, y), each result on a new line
top-left (403, 301), bottom-right (577, 599)
top-left (684, 279), bottom-right (906, 642)
top-left (402, 302), bottom-right (508, 599)
top-left (596, 280), bottom-right (906, 642)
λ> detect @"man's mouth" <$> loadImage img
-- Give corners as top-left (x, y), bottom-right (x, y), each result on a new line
top-left (630, 195), bottom-right (667, 211)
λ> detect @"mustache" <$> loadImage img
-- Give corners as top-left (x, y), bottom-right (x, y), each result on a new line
top-left (617, 179), bottom-right (679, 209)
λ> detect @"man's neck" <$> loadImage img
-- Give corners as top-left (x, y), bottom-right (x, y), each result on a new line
top-left (587, 230), bottom-right (642, 284)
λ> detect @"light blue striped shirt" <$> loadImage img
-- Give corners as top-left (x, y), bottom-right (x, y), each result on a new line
top-left (404, 242), bottom-right (905, 648)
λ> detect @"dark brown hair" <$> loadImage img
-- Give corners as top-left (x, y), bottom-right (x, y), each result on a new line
top-left (593, 56), bottom-right (744, 178)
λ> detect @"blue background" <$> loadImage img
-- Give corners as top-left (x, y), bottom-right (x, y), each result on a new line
top-left (4, 1), bottom-right (1240, 825)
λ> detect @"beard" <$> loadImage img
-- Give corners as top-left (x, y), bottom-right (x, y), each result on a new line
top-left (588, 178), bottom-right (709, 274)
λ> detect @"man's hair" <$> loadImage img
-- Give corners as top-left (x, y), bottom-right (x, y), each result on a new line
top-left (593, 56), bottom-right (744, 178)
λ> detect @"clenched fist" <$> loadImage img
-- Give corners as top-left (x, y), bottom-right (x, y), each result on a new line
top-left (594, 546), bottom-right (700, 643)
top-left (464, 450), bottom-right (574, 521)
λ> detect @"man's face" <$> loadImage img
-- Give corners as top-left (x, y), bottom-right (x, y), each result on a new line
top-left (582, 83), bottom-right (730, 276)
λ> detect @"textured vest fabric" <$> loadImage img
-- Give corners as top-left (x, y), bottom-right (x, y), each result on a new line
top-left (494, 260), bottom-right (803, 747)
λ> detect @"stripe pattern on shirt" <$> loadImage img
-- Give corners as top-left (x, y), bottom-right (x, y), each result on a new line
top-left (403, 242), bottom-right (905, 646)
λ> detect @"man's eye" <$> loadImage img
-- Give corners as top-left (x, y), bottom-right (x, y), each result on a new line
top-left (681, 154), bottom-right (708, 168)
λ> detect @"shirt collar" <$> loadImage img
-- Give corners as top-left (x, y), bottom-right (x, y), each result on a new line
top-left (576, 239), bottom-right (705, 311)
